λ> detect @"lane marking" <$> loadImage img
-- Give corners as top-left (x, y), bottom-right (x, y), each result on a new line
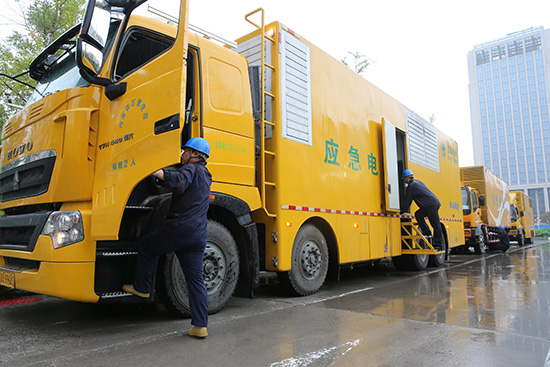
top-left (269, 338), bottom-right (361, 367)
top-left (309, 287), bottom-right (374, 304)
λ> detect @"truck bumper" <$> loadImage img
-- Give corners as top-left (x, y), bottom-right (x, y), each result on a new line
top-left (0, 210), bottom-right (98, 302)
top-left (0, 258), bottom-right (99, 302)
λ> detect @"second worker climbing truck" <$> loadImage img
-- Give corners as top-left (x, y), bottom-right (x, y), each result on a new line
top-left (0, 0), bottom-right (464, 315)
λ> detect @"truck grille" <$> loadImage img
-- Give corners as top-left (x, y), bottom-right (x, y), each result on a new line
top-left (0, 211), bottom-right (51, 251)
top-left (0, 152), bottom-right (56, 202)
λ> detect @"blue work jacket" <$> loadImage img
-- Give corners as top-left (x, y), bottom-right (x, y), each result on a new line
top-left (162, 161), bottom-right (212, 241)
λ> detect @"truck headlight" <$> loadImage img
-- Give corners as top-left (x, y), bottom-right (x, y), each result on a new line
top-left (42, 211), bottom-right (84, 249)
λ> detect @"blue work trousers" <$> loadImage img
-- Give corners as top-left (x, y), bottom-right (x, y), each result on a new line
top-left (487, 242), bottom-right (509, 252)
top-left (415, 205), bottom-right (443, 249)
top-left (133, 227), bottom-right (208, 327)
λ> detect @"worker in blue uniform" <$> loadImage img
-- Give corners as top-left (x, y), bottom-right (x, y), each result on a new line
top-left (487, 225), bottom-right (510, 253)
top-left (400, 169), bottom-right (444, 251)
top-left (123, 137), bottom-right (212, 339)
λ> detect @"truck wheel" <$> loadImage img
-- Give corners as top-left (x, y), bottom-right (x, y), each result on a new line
top-left (279, 224), bottom-right (328, 296)
top-left (409, 249), bottom-right (430, 271)
top-left (392, 238), bottom-right (430, 271)
top-left (391, 255), bottom-right (411, 271)
top-left (428, 235), bottom-right (446, 267)
top-left (473, 233), bottom-right (485, 254)
top-left (156, 220), bottom-right (239, 317)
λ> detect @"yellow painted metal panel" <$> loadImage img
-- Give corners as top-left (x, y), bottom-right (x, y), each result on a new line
top-left (198, 37), bottom-right (254, 139)
top-left (510, 191), bottom-right (535, 238)
top-left (205, 127), bottom-right (255, 187)
top-left (91, 8), bottom-right (191, 240)
top-left (246, 22), bottom-right (464, 270)
top-left (13, 262), bottom-right (98, 302)
top-left (461, 166), bottom-right (510, 228)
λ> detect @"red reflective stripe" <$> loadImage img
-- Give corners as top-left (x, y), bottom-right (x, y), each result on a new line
top-left (280, 205), bottom-right (462, 222)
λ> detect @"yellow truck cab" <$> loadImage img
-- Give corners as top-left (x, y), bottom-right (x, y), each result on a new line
top-left (0, 0), bottom-right (464, 314)
top-left (460, 184), bottom-right (486, 253)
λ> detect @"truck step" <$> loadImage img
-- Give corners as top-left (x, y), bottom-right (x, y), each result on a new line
top-left (124, 206), bottom-right (153, 211)
top-left (100, 291), bottom-right (133, 299)
top-left (96, 251), bottom-right (138, 257)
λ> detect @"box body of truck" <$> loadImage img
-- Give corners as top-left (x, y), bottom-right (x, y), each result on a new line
top-left (0, 2), bottom-right (464, 311)
top-left (460, 166), bottom-right (510, 228)
top-left (236, 21), bottom-right (464, 278)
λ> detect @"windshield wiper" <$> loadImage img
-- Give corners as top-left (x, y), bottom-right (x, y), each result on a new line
top-left (0, 70), bottom-right (42, 99)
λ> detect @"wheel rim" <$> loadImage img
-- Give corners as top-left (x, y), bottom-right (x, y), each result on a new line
top-left (203, 241), bottom-right (227, 295)
top-left (417, 239), bottom-right (429, 263)
top-left (299, 240), bottom-right (323, 280)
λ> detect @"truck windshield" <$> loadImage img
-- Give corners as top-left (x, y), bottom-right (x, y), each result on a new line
top-left (462, 188), bottom-right (471, 215)
top-left (26, 19), bottom-right (121, 106)
top-left (511, 205), bottom-right (518, 222)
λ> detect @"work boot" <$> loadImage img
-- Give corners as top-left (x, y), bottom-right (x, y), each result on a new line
top-left (187, 326), bottom-right (208, 338)
top-left (122, 284), bottom-right (150, 298)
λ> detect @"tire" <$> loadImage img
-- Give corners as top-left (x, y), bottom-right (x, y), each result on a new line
top-left (428, 234), bottom-right (446, 267)
top-left (391, 254), bottom-right (411, 271)
top-left (279, 224), bottom-right (329, 296)
top-left (408, 246), bottom-right (430, 271)
top-left (392, 238), bottom-right (430, 271)
top-left (473, 233), bottom-right (485, 254)
top-left (156, 220), bottom-right (239, 317)
top-left (525, 236), bottom-right (533, 244)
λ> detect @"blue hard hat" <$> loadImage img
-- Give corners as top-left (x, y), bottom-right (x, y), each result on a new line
top-left (402, 169), bottom-right (414, 178)
top-left (184, 137), bottom-right (210, 157)
top-left (498, 225), bottom-right (505, 230)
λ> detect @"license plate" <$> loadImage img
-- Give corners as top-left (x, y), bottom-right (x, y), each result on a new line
top-left (0, 270), bottom-right (15, 288)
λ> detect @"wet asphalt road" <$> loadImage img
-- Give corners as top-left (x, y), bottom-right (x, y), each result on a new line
top-left (1, 240), bottom-right (549, 367)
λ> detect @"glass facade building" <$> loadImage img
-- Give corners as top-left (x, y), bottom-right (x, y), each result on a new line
top-left (467, 27), bottom-right (550, 220)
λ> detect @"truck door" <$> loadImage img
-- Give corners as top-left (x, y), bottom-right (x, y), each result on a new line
top-left (79, 0), bottom-right (191, 239)
top-left (382, 118), bottom-right (400, 211)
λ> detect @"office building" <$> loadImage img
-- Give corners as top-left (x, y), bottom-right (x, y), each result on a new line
top-left (467, 26), bottom-right (550, 220)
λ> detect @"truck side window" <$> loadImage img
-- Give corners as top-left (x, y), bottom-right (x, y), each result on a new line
top-left (115, 28), bottom-right (173, 80)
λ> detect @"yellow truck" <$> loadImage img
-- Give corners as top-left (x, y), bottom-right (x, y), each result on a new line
top-left (509, 191), bottom-right (535, 246)
top-left (460, 166), bottom-right (511, 253)
top-left (0, 0), bottom-right (464, 315)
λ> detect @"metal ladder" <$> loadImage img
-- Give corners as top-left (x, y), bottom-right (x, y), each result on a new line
top-left (245, 8), bottom-right (276, 218)
top-left (400, 220), bottom-right (444, 255)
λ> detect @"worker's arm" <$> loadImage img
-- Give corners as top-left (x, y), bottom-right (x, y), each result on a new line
top-left (153, 169), bottom-right (165, 181)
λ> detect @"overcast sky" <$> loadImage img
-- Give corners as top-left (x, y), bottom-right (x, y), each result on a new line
top-left (2, 0), bottom-right (550, 166)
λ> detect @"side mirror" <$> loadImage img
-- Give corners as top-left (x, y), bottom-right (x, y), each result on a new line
top-left (76, 1), bottom-right (113, 85)
top-left (478, 195), bottom-right (486, 207)
top-left (520, 210), bottom-right (525, 217)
